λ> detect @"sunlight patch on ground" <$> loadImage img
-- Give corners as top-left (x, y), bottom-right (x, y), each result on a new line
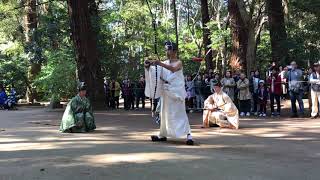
top-left (280, 137), bottom-right (317, 141)
top-left (67, 153), bottom-right (205, 166)
top-left (0, 137), bottom-right (29, 143)
top-left (127, 113), bottom-right (150, 116)
top-left (0, 140), bottom-right (132, 151)
top-left (198, 144), bottom-right (266, 150)
top-left (0, 143), bottom-right (66, 151)
top-left (257, 133), bottom-right (288, 138)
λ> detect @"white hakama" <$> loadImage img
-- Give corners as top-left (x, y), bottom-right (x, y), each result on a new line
top-left (203, 91), bottom-right (239, 129)
top-left (145, 60), bottom-right (191, 138)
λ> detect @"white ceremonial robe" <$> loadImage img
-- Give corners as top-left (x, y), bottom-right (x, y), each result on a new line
top-left (145, 60), bottom-right (191, 138)
top-left (203, 91), bottom-right (239, 129)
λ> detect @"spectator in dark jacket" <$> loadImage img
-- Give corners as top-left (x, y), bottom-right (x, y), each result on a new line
top-left (122, 79), bottom-right (135, 110)
top-left (104, 78), bottom-right (110, 109)
top-left (194, 75), bottom-right (205, 110)
top-left (185, 75), bottom-right (195, 111)
top-left (135, 76), bottom-right (146, 109)
top-left (0, 85), bottom-right (8, 108)
top-left (257, 80), bottom-right (268, 117)
top-left (203, 74), bottom-right (212, 100)
top-left (251, 70), bottom-right (261, 115)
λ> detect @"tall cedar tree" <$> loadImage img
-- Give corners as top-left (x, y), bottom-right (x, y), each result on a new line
top-left (266, 0), bottom-right (288, 64)
top-left (67, 0), bottom-right (105, 109)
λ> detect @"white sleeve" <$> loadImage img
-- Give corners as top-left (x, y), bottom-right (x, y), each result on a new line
top-left (309, 74), bottom-right (320, 84)
top-left (145, 66), bottom-right (163, 99)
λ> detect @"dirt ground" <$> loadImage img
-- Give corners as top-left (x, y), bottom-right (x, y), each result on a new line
top-left (0, 101), bottom-right (320, 180)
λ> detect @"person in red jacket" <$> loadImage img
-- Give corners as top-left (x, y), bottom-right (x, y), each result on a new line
top-left (267, 67), bottom-right (282, 116)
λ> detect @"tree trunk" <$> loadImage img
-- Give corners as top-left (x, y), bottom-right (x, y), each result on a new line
top-left (266, 0), bottom-right (288, 65)
top-left (26, 63), bottom-right (41, 103)
top-left (228, 0), bottom-right (248, 73)
top-left (246, 28), bottom-right (256, 74)
top-left (67, 0), bottom-right (105, 109)
top-left (172, 0), bottom-right (179, 57)
top-left (24, 0), bottom-right (41, 104)
top-left (200, 0), bottom-right (213, 71)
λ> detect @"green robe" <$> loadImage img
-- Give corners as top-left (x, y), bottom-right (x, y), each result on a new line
top-left (60, 95), bottom-right (96, 133)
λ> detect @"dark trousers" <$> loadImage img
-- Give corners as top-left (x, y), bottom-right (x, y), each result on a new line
top-left (110, 96), bottom-right (115, 108)
top-left (270, 93), bottom-right (281, 113)
top-left (259, 102), bottom-right (267, 113)
top-left (234, 94), bottom-right (239, 109)
top-left (253, 93), bottom-right (258, 112)
top-left (105, 95), bottom-right (110, 108)
top-left (114, 96), bottom-right (119, 109)
top-left (186, 97), bottom-right (194, 109)
top-left (124, 95), bottom-right (134, 110)
top-left (240, 99), bottom-right (251, 113)
top-left (136, 94), bottom-right (145, 108)
top-left (289, 90), bottom-right (304, 115)
top-left (110, 96), bottom-right (119, 109)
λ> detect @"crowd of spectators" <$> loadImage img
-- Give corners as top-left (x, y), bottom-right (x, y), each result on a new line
top-left (103, 76), bottom-right (146, 110)
top-left (184, 61), bottom-right (317, 118)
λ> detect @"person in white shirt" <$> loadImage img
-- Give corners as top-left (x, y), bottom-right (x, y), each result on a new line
top-left (309, 62), bottom-right (320, 119)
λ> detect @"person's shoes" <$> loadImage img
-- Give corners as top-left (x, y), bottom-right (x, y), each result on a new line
top-left (259, 113), bottom-right (263, 117)
top-left (151, 135), bottom-right (167, 142)
top-left (291, 114), bottom-right (298, 118)
top-left (310, 116), bottom-right (318, 119)
top-left (246, 112), bottom-right (251, 117)
top-left (240, 112), bottom-right (245, 117)
top-left (186, 139), bottom-right (194, 145)
top-left (263, 113), bottom-right (266, 117)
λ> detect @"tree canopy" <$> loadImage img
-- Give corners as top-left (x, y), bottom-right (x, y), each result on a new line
top-left (0, 0), bottom-right (319, 105)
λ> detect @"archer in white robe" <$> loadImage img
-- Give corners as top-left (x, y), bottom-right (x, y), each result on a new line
top-left (145, 60), bottom-right (191, 138)
top-left (203, 91), bottom-right (239, 129)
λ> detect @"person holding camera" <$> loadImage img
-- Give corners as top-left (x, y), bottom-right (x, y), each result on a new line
top-left (309, 62), bottom-right (320, 119)
top-left (285, 61), bottom-right (305, 118)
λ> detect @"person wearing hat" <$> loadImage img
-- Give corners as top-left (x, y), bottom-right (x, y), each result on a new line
top-left (257, 80), bottom-right (269, 117)
top-left (309, 61), bottom-right (320, 119)
top-left (202, 80), bottom-right (239, 129)
top-left (144, 41), bottom-right (194, 145)
top-left (60, 82), bottom-right (96, 133)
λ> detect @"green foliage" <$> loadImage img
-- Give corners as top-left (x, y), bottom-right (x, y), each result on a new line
top-left (0, 0), bottom-right (319, 101)
top-left (287, 0), bottom-right (320, 66)
top-left (256, 32), bottom-right (272, 70)
top-left (0, 41), bottom-right (28, 96)
top-left (35, 48), bottom-right (77, 100)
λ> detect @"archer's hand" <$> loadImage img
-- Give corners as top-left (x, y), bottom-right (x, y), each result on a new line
top-left (144, 60), bottom-right (153, 68)
top-left (153, 60), bottom-right (161, 65)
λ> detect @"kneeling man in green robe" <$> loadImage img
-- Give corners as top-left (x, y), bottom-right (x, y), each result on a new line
top-left (60, 82), bottom-right (96, 133)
